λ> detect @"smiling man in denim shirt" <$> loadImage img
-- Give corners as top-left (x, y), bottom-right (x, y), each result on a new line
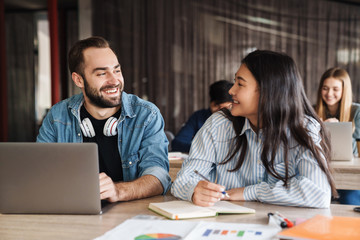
top-left (37, 36), bottom-right (171, 202)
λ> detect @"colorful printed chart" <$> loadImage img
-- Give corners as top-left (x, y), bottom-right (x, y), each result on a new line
top-left (135, 233), bottom-right (182, 240)
top-left (94, 219), bottom-right (280, 240)
top-left (183, 221), bottom-right (280, 240)
top-left (202, 229), bottom-right (262, 238)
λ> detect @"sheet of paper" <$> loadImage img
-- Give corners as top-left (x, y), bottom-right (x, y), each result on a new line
top-left (168, 152), bottom-right (189, 160)
top-left (184, 221), bottom-right (280, 240)
top-left (94, 219), bottom-right (196, 240)
top-left (209, 201), bottom-right (256, 213)
top-left (95, 219), bottom-right (281, 240)
top-left (149, 200), bottom-right (216, 218)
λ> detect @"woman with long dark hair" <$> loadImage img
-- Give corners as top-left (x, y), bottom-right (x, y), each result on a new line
top-left (171, 50), bottom-right (337, 208)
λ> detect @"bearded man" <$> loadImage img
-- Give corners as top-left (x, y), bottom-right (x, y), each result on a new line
top-left (37, 36), bottom-right (170, 202)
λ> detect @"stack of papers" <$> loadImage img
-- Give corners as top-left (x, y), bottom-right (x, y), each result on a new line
top-left (168, 152), bottom-right (188, 161)
top-left (95, 219), bottom-right (280, 240)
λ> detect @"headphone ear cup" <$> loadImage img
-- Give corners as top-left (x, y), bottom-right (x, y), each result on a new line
top-left (81, 118), bottom-right (95, 138)
top-left (103, 117), bottom-right (118, 136)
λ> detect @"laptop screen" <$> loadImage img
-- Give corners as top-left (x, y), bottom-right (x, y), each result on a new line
top-left (323, 122), bottom-right (353, 161)
top-left (0, 142), bottom-right (101, 214)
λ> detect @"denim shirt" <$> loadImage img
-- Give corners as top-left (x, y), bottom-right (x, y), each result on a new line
top-left (37, 92), bottom-right (171, 194)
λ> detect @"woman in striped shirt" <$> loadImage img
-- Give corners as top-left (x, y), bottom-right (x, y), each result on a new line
top-left (171, 50), bottom-right (337, 208)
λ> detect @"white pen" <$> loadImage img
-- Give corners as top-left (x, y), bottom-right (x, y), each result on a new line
top-left (194, 170), bottom-right (230, 198)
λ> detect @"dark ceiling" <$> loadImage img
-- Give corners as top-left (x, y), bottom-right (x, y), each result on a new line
top-left (4, 0), bottom-right (77, 10)
top-left (3, 0), bottom-right (360, 10)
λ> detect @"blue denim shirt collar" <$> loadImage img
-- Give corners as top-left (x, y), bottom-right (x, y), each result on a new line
top-left (67, 94), bottom-right (84, 122)
top-left (119, 92), bottom-right (136, 121)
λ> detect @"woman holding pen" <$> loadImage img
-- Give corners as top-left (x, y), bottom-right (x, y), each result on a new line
top-left (171, 50), bottom-right (337, 208)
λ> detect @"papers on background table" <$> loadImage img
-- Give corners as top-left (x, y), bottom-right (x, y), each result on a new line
top-left (94, 219), bottom-right (281, 240)
top-left (168, 152), bottom-right (189, 161)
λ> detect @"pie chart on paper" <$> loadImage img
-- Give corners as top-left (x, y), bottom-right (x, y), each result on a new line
top-left (134, 233), bottom-right (182, 240)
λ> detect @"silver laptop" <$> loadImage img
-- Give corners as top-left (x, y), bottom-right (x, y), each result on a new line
top-left (323, 122), bottom-right (353, 161)
top-left (0, 143), bottom-right (102, 214)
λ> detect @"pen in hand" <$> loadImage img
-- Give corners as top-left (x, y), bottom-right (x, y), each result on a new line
top-left (194, 170), bottom-right (230, 198)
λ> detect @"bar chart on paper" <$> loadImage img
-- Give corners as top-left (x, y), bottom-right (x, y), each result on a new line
top-left (201, 229), bottom-right (262, 238)
top-left (184, 222), bottom-right (280, 240)
top-left (94, 219), bottom-right (279, 240)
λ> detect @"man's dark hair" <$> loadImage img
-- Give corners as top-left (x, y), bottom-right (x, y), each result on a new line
top-left (209, 80), bottom-right (233, 104)
top-left (68, 36), bottom-right (110, 76)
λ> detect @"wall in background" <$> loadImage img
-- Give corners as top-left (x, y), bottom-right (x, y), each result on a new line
top-left (4, 6), bottom-right (78, 141)
top-left (3, 0), bottom-right (360, 141)
top-left (92, 0), bottom-right (360, 135)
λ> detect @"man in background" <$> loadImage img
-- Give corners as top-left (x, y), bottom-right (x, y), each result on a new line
top-left (37, 36), bottom-right (171, 202)
top-left (171, 80), bottom-right (233, 152)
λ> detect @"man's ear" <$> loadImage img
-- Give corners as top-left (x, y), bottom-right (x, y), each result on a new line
top-left (72, 72), bottom-right (84, 88)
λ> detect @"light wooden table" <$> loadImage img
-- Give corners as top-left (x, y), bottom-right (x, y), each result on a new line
top-left (0, 194), bottom-right (358, 240)
top-left (169, 158), bottom-right (360, 190)
top-left (332, 157), bottom-right (360, 190)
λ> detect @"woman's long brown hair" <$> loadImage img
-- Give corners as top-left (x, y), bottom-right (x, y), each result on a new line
top-left (221, 50), bottom-right (337, 197)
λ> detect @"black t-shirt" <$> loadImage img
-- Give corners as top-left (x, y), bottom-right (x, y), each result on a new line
top-left (80, 106), bottom-right (123, 182)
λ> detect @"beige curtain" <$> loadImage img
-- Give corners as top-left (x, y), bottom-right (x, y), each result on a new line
top-left (6, 13), bottom-right (36, 141)
top-left (93, 0), bottom-right (360, 135)
top-left (5, 9), bottom-right (78, 141)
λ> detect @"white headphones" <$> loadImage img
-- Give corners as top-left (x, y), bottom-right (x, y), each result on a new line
top-left (80, 117), bottom-right (118, 137)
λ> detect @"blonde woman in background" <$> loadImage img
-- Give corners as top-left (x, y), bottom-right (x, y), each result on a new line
top-left (315, 67), bottom-right (360, 155)
top-left (315, 67), bottom-right (360, 205)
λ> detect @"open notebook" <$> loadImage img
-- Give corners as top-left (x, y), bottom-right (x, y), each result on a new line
top-left (148, 200), bottom-right (255, 220)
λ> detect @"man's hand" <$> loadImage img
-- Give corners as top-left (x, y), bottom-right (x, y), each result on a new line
top-left (99, 172), bottom-right (163, 202)
top-left (99, 172), bottom-right (120, 202)
top-left (192, 180), bottom-right (227, 207)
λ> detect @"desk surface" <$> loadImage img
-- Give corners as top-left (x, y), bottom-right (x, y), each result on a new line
top-left (332, 157), bottom-right (360, 190)
top-left (331, 157), bottom-right (360, 170)
top-left (1, 195), bottom-right (358, 240)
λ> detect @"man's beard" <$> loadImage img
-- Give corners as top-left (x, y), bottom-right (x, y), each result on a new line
top-left (83, 77), bottom-right (123, 108)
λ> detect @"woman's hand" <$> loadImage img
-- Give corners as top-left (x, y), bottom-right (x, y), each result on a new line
top-left (226, 187), bottom-right (245, 201)
top-left (192, 180), bottom-right (226, 206)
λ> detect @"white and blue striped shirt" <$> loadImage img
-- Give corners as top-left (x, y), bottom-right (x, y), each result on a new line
top-left (171, 111), bottom-right (331, 208)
